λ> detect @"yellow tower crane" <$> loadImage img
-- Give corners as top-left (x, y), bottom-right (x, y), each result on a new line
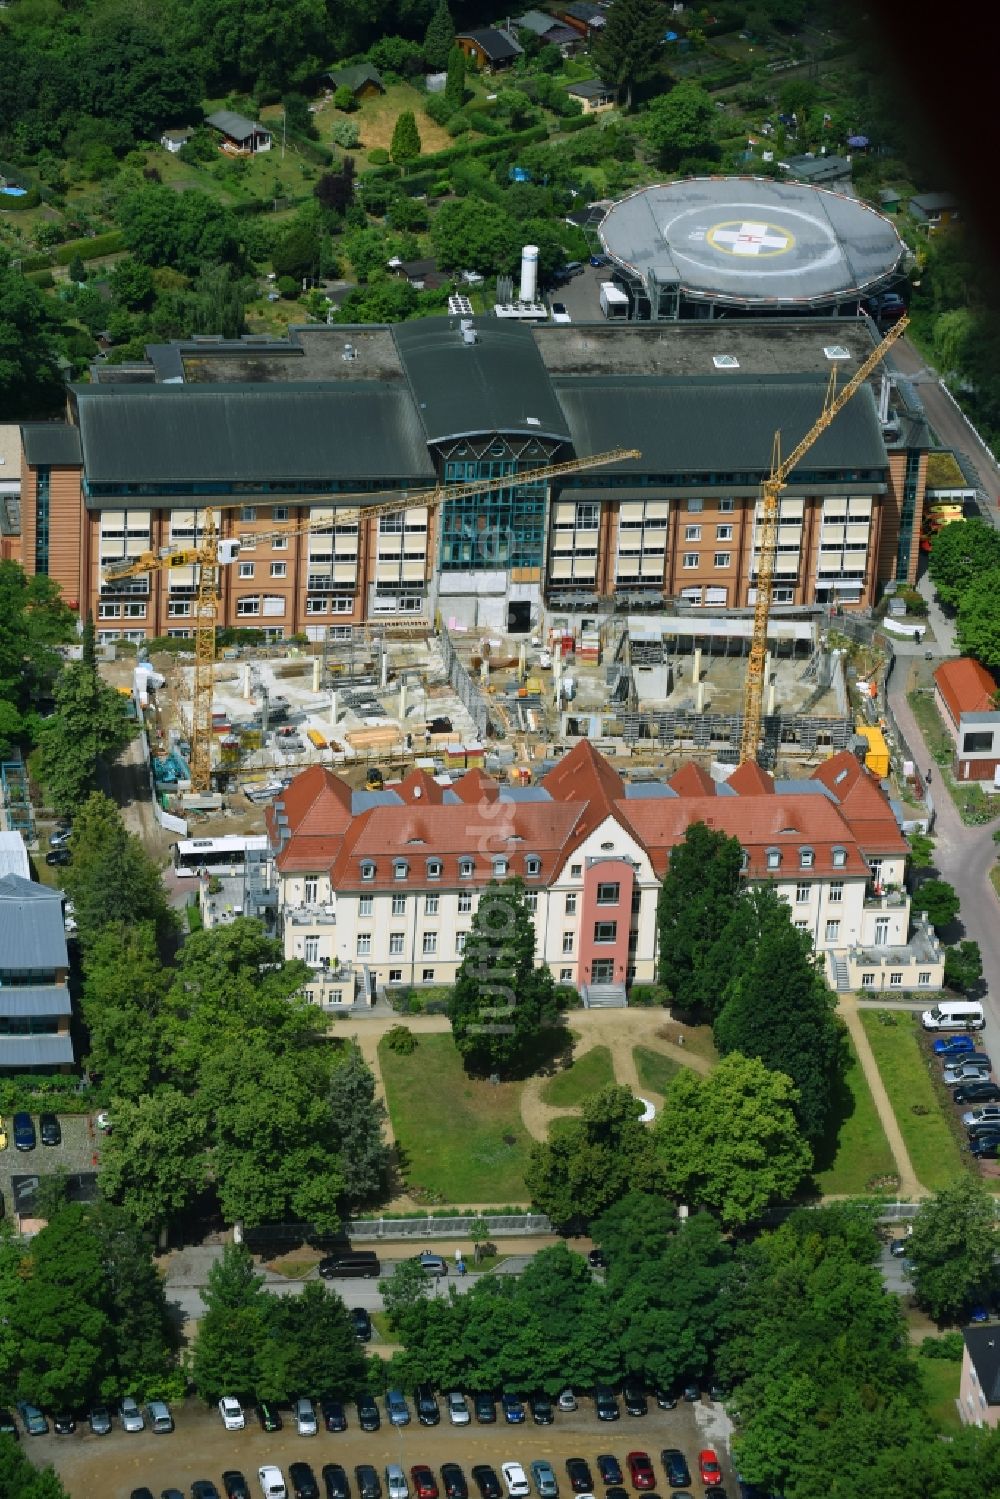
top-left (739, 315), bottom-right (909, 765)
top-left (103, 447), bottom-right (641, 791)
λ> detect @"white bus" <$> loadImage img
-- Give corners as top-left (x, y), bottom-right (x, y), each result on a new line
top-left (172, 834), bottom-right (270, 877)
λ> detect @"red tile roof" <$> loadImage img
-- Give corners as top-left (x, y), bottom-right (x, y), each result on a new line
top-left (934, 657), bottom-right (998, 723)
top-left (725, 761), bottom-right (775, 796)
top-left (810, 752), bottom-right (907, 853)
top-left (668, 763), bottom-right (717, 796)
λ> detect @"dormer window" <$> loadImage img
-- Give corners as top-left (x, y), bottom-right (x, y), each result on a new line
top-left (459, 857), bottom-right (474, 879)
top-left (800, 847), bottom-right (815, 869)
top-left (740, 849), bottom-right (749, 872)
top-left (832, 846), bottom-right (847, 868)
top-left (394, 858), bottom-right (409, 881)
top-left (360, 860), bottom-right (375, 882)
top-left (525, 855), bottom-right (541, 878)
top-left (766, 847), bottom-right (781, 870)
top-left (427, 858), bottom-right (442, 880)
top-left (492, 856), bottom-right (508, 878)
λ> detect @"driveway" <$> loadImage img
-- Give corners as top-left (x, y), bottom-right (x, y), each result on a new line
top-left (891, 336), bottom-right (1000, 512)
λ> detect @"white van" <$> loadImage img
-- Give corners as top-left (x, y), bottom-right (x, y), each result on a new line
top-left (921, 1000), bottom-right (985, 1031)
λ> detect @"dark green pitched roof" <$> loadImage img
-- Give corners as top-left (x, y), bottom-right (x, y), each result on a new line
top-left (393, 318), bottom-right (571, 445)
top-left (551, 375), bottom-right (887, 474)
top-left (327, 64), bottom-right (384, 92)
top-left (20, 423), bottom-right (82, 467)
top-left (73, 384), bottom-right (435, 487)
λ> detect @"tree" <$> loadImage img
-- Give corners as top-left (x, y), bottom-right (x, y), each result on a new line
top-left (333, 84), bottom-right (357, 112)
top-left (0, 252), bottom-right (65, 417)
top-left (944, 939), bottom-right (983, 994)
top-left (957, 568), bottom-right (1000, 667)
top-left (380, 1258), bottom-right (433, 1333)
top-left (644, 82), bottom-right (716, 167)
top-left (62, 793), bottom-right (175, 950)
top-left (907, 1179), bottom-right (998, 1323)
top-left (91, 1203), bottom-right (175, 1395)
top-left (390, 110), bottom-right (421, 167)
top-left (933, 306), bottom-right (974, 376)
top-left (525, 1084), bottom-right (667, 1229)
top-left (445, 45), bottom-right (466, 112)
top-left (328, 1046), bottom-right (391, 1208)
top-left (423, 0), bottom-right (455, 71)
top-left (37, 660), bottom-right (132, 815)
top-left (591, 0), bottom-right (665, 109)
top-left (656, 822), bottom-right (743, 1016)
top-left (0, 561), bottom-right (74, 728)
top-left (98, 1088), bottom-right (209, 1235)
top-left (117, 185), bottom-right (246, 277)
top-left (191, 1243), bottom-right (267, 1399)
top-left (913, 878), bottom-right (960, 933)
top-left (908, 830), bottom-right (935, 870)
top-left (448, 879), bottom-right (564, 1075)
top-left (9, 1205), bottom-right (110, 1409)
top-left (713, 889), bottom-right (844, 1143)
top-left (272, 222), bottom-right (322, 281)
top-left (0, 1439), bottom-right (69, 1499)
top-left (928, 519), bottom-right (1000, 607)
top-left (315, 158), bottom-right (356, 214)
top-left (654, 1054), bottom-right (813, 1227)
top-left (258, 1282), bottom-right (366, 1400)
top-left (79, 922), bottom-right (170, 1096)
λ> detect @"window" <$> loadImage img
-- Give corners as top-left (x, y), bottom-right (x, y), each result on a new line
top-left (720, 498), bottom-right (734, 512)
top-left (824, 920), bottom-right (840, 942)
top-left (832, 847), bottom-right (847, 868)
top-left (237, 596), bottom-right (260, 616)
top-left (425, 893), bottom-right (439, 916)
top-left (389, 969), bottom-right (402, 983)
top-left (594, 921), bottom-right (617, 944)
top-left (456, 932), bottom-right (467, 955)
top-left (560, 968), bottom-right (573, 981)
top-left (272, 506), bottom-right (288, 522)
top-left (874, 917), bottom-right (889, 945)
top-left (426, 858), bottom-right (442, 880)
top-left (391, 893), bottom-right (405, 916)
top-left (800, 848), bottom-right (814, 868)
top-left (492, 856), bottom-right (508, 877)
top-left (918, 971), bottom-right (931, 986)
top-left (304, 936), bottom-right (320, 964)
top-left (596, 881), bottom-right (620, 905)
top-left (459, 857), bottom-right (474, 878)
top-left (829, 881), bottom-right (844, 904)
top-left (240, 505), bottom-right (257, 522)
top-left (861, 971), bottom-right (875, 988)
top-left (304, 878), bottom-right (318, 904)
top-left (525, 891), bottom-right (538, 912)
top-left (562, 932), bottom-right (574, 954)
top-left (963, 731), bottom-right (994, 753)
top-left (356, 933), bottom-right (371, 957)
top-left (458, 891), bottom-right (472, 914)
top-left (361, 861), bottom-right (375, 881)
top-left (238, 562), bottom-right (255, 579)
top-left (714, 552), bottom-right (731, 568)
top-left (394, 859), bottom-right (409, 881)
top-left (271, 535), bottom-right (287, 550)
top-left (359, 894), bottom-right (373, 917)
top-left (682, 553), bottom-right (699, 569)
top-left (889, 971), bottom-right (903, 987)
top-left (570, 864), bottom-right (582, 879)
top-left (389, 933), bottom-right (404, 955)
top-left (422, 968), bottom-right (435, 982)
top-left (716, 525), bottom-right (733, 541)
top-left (684, 525), bottom-right (702, 542)
top-left (795, 882), bottom-right (810, 903)
top-left (766, 848), bottom-right (781, 869)
top-left (794, 920), bottom-right (809, 931)
top-left (270, 562), bottom-right (287, 579)
top-left (422, 932), bottom-right (437, 956)
top-left (525, 855), bottom-right (541, 877)
top-left (687, 497), bottom-right (703, 512)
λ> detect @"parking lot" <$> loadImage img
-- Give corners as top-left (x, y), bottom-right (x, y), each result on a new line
top-left (26, 1394), bottom-right (734, 1499)
top-left (0, 1112), bottom-right (99, 1219)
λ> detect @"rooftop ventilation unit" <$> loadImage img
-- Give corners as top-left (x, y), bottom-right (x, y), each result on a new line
top-left (824, 345), bottom-right (851, 360)
top-left (712, 354), bottom-right (739, 369)
top-left (342, 343), bottom-right (357, 362)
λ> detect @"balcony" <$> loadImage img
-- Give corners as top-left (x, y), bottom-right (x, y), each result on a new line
top-left (285, 904), bottom-right (337, 926)
top-left (863, 886), bottom-right (908, 910)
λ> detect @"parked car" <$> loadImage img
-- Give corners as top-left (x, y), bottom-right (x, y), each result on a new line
top-left (192, 1484), bottom-right (221, 1499)
top-left (954, 1082), bottom-right (1000, 1104)
top-left (442, 1464), bottom-right (468, 1499)
top-left (13, 1112), bottom-right (35, 1151)
top-left (501, 1393), bottom-right (525, 1424)
top-left (530, 1462), bottom-right (558, 1499)
top-left (385, 1390), bottom-right (410, 1427)
top-left (447, 1392), bottom-right (471, 1425)
top-left (660, 1451), bottom-right (691, 1490)
top-left (966, 1121), bottom-right (1000, 1141)
top-left (529, 1394), bottom-right (553, 1424)
top-left (49, 828), bottom-right (72, 849)
top-left (416, 1252), bottom-right (448, 1276)
top-left (295, 1396), bottom-right (318, 1436)
top-left (699, 1451), bottom-right (723, 1488)
top-left (626, 1453), bottom-right (654, 1492)
top-left (257, 1399), bottom-right (283, 1432)
top-left (410, 1467), bottom-right (438, 1499)
top-left (653, 1386), bottom-right (677, 1409)
top-left (0, 1116), bottom-right (7, 1151)
top-left (595, 1385), bottom-right (620, 1421)
top-left (45, 848), bottom-right (71, 866)
top-left (942, 1052), bottom-right (991, 1071)
top-left (321, 1398), bottom-right (347, 1433)
top-left (557, 1389), bottom-right (577, 1412)
top-left (16, 1402), bottom-right (47, 1436)
top-left (471, 1468), bottom-right (502, 1499)
top-left (550, 303), bottom-right (572, 325)
top-left (119, 1396), bottom-right (144, 1433)
top-left (385, 1465), bottom-right (408, 1499)
top-left (964, 1105), bottom-right (1000, 1128)
top-left (889, 1238), bottom-right (910, 1258)
top-left (590, 254), bottom-right (611, 268)
top-left (354, 1468), bottom-right (381, 1499)
top-left (502, 1464), bottom-right (530, 1499)
top-left (933, 1035), bottom-right (979, 1056)
top-left (597, 1457), bottom-right (623, 1486)
top-left (356, 1395), bottom-right (380, 1432)
top-left (219, 1395), bottom-right (246, 1430)
top-left (53, 1412), bottom-right (75, 1434)
top-left (622, 1378), bottom-right (648, 1416)
top-left (350, 1307), bottom-right (372, 1342)
top-left (259, 1467), bottom-right (288, 1499)
top-left (943, 1062), bottom-right (992, 1087)
top-left (88, 1405), bottom-right (111, 1435)
top-left (566, 1460), bottom-right (593, 1494)
top-left (39, 1112), bottom-right (61, 1146)
top-left (224, 1475), bottom-right (252, 1499)
top-left (321, 1466), bottom-right (350, 1499)
top-left (971, 1137), bottom-right (1000, 1159)
top-left (147, 1399), bottom-right (174, 1433)
top-left (415, 1384), bottom-right (440, 1426)
top-left (474, 1392), bottom-right (497, 1423)
top-left (587, 1249), bottom-right (607, 1268)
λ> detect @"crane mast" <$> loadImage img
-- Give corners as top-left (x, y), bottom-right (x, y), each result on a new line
top-left (739, 315), bottom-right (909, 765)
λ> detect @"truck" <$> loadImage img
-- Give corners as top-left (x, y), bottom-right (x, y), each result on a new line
top-left (599, 281), bottom-right (629, 319)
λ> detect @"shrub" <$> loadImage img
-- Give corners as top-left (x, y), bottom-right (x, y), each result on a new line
top-left (25, 269), bottom-right (55, 287)
top-left (54, 230), bottom-right (125, 264)
top-left (332, 118), bottom-right (362, 149)
top-left (334, 85), bottom-right (357, 112)
top-left (424, 94), bottom-right (456, 127)
top-left (629, 984), bottom-right (671, 1008)
top-left (276, 274), bottom-right (299, 298)
top-left (384, 1024), bottom-right (417, 1055)
top-left (368, 147), bottom-right (391, 165)
top-left (919, 1331), bottom-right (965, 1360)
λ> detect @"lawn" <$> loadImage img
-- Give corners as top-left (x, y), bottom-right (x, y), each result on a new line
top-left (916, 1356), bottom-right (962, 1432)
top-left (633, 1046), bottom-right (684, 1097)
top-left (813, 1035), bottom-right (896, 1195)
top-left (379, 1033), bottom-right (533, 1202)
top-left (311, 83), bottom-right (452, 171)
top-left (662, 1022), bottom-right (719, 1065)
top-left (908, 690), bottom-right (1000, 823)
top-left (860, 1011), bottom-right (968, 1192)
top-left (541, 1044), bottom-right (614, 1107)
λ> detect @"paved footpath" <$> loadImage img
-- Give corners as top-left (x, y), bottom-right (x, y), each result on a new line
top-left (838, 996), bottom-right (926, 1199)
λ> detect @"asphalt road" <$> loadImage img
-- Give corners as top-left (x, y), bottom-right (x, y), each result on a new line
top-left (26, 1391), bottom-right (734, 1499)
top-left (891, 337), bottom-right (1000, 510)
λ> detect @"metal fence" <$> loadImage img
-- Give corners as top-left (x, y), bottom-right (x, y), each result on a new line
top-left (347, 1213), bottom-right (552, 1240)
